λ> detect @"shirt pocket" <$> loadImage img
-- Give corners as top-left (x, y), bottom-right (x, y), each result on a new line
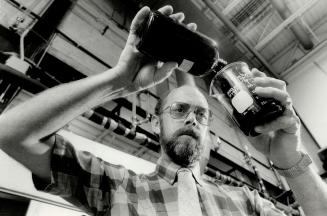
top-left (111, 191), bottom-right (141, 215)
top-left (138, 188), bottom-right (179, 215)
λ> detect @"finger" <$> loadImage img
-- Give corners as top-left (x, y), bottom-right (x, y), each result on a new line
top-left (186, 23), bottom-right (197, 31)
top-left (170, 12), bottom-right (185, 23)
top-left (251, 68), bottom-right (267, 78)
top-left (254, 87), bottom-right (290, 105)
top-left (129, 6), bottom-right (151, 33)
top-left (153, 62), bottom-right (178, 84)
top-left (158, 5), bottom-right (173, 16)
top-left (253, 77), bottom-right (287, 90)
top-left (254, 116), bottom-right (299, 134)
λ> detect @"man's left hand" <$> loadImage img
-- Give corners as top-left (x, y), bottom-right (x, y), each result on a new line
top-left (247, 69), bottom-right (302, 169)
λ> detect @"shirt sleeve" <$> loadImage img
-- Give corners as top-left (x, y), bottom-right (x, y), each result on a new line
top-left (243, 186), bottom-right (287, 216)
top-left (32, 133), bottom-right (130, 214)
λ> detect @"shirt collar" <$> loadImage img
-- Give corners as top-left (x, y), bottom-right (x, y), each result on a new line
top-left (155, 154), bottom-right (204, 186)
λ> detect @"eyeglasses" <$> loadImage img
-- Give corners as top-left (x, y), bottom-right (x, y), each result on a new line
top-left (159, 102), bottom-right (212, 126)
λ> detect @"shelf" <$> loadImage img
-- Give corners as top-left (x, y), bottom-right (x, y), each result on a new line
top-left (0, 63), bottom-right (47, 94)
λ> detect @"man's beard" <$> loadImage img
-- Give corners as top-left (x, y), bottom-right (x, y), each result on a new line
top-left (161, 127), bottom-right (204, 167)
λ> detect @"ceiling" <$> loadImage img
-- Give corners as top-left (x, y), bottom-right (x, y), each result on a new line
top-left (139, 0), bottom-right (327, 78)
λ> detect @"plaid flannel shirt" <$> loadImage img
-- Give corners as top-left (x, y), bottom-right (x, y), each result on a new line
top-left (33, 134), bottom-right (285, 216)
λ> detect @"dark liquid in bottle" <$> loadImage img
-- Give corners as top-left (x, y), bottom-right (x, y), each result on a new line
top-left (233, 100), bottom-right (284, 136)
top-left (218, 75), bottom-right (284, 136)
top-left (135, 11), bottom-right (219, 77)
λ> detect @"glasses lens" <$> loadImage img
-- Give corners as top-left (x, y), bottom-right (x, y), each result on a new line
top-left (170, 102), bottom-right (191, 118)
top-left (195, 107), bottom-right (211, 125)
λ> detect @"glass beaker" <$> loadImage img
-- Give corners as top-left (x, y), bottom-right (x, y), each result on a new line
top-left (210, 62), bottom-right (284, 136)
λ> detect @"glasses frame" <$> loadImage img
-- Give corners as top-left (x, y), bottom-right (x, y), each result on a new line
top-left (159, 102), bottom-right (212, 126)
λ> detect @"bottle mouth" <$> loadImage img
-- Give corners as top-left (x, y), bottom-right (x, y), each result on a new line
top-left (209, 61), bottom-right (249, 96)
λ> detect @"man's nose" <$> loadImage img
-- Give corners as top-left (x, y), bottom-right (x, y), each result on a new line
top-left (184, 111), bottom-right (198, 127)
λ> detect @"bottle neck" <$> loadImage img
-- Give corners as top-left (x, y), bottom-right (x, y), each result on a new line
top-left (211, 58), bottom-right (228, 75)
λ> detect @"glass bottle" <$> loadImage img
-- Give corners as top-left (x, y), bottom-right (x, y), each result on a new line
top-left (135, 10), bottom-right (220, 77)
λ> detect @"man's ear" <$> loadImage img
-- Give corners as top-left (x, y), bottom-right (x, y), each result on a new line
top-left (151, 115), bottom-right (161, 137)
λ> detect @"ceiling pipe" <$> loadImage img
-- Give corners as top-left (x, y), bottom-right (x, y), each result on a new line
top-left (19, 0), bottom-right (43, 60)
top-left (202, 0), bottom-right (280, 79)
top-left (270, 0), bottom-right (314, 50)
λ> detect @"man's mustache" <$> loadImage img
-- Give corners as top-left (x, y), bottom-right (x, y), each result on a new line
top-left (173, 127), bottom-right (200, 140)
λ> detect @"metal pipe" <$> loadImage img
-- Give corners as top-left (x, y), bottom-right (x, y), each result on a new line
top-left (202, 0), bottom-right (281, 79)
top-left (20, 27), bottom-right (30, 60)
top-left (222, 0), bottom-right (244, 15)
top-left (282, 39), bottom-right (327, 77)
top-left (19, 0), bottom-right (42, 60)
top-left (83, 110), bottom-right (160, 152)
top-left (270, 0), bottom-right (314, 50)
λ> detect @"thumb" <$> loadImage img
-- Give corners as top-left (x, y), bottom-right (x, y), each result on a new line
top-left (130, 6), bottom-right (151, 34)
top-left (153, 62), bottom-right (178, 85)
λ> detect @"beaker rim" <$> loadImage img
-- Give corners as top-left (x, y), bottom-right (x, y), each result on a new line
top-left (209, 61), bottom-right (248, 96)
top-left (215, 61), bottom-right (248, 75)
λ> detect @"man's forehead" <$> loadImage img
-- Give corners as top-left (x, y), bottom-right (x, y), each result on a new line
top-left (165, 86), bottom-right (208, 107)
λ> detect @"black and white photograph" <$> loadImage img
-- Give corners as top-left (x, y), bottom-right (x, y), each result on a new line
top-left (0, 0), bottom-right (327, 215)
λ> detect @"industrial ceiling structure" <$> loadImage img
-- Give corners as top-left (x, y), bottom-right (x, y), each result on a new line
top-left (164, 0), bottom-right (326, 78)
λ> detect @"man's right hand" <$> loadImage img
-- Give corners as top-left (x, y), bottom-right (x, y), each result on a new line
top-left (112, 5), bottom-right (197, 94)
